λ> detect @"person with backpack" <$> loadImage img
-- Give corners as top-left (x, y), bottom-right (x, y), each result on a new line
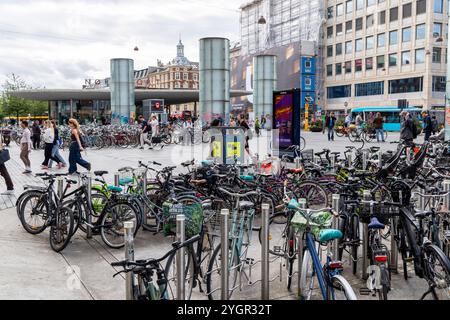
top-left (400, 111), bottom-right (415, 146)
top-left (422, 111), bottom-right (433, 141)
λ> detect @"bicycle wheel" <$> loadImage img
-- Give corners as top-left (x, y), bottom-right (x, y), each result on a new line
top-left (202, 130), bottom-right (211, 144)
top-left (294, 181), bottom-right (328, 209)
top-left (335, 129), bottom-right (344, 138)
top-left (49, 207), bottom-right (74, 253)
top-left (206, 242), bottom-right (240, 300)
top-left (300, 137), bottom-right (306, 151)
top-left (364, 131), bottom-right (374, 143)
top-left (100, 202), bottom-right (139, 249)
top-left (348, 130), bottom-right (358, 143)
top-left (163, 134), bottom-right (172, 145)
top-left (299, 249), bottom-right (318, 300)
top-left (286, 225), bottom-right (296, 291)
top-left (330, 275), bottom-right (358, 300)
top-left (258, 213), bottom-right (288, 257)
top-left (424, 245), bottom-right (450, 300)
top-left (18, 192), bottom-right (50, 235)
top-left (164, 245), bottom-right (196, 300)
top-left (351, 215), bottom-right (360, 275)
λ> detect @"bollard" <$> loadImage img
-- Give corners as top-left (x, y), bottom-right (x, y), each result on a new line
top-left (295, 157), bottom-right (301, 169)
top-left (347, 153), bottom-right (353, 168)
top-left (124, 221), bottom-right (135, 300)
top-left (314, 156), bottom-right (320, 165)
top-left (297, 198), bottom-right (307, 297)
top-left (362, 190), bottom-right (371, 280)
top-left (443, 180), bottom-right (450, 212)
top-left (176, 215), bottom-right (186, 300)
top-left (331, 195), bottom-right (340, 261)
top-left (141, 170), bottom-right (147, 194)
top-left (86, 174), bottom-right (93, 239)
top-left (261, 204), bottom-right (270, 300)
top-left (330, 154), bottom-right (336, 173)
top-left (390, 216), bottom-right (399, 274)
top-left (114, 173), bottom-right (120, 187)
top-left (378, 150), bottom-right (383, 169)
top-left (221, 209), bottom-right (230, 300)
top-left (56, 177), bottom-right (64, 199)
top-left (418, 188), bottom-right (426, 210)
top-left (362, 150), bottom-right (369, 170)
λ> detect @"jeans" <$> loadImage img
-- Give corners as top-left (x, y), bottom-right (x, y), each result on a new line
top-left (69, 142), bottom-right (90, 174)
top-left (42, 143), bottom-right (61, 166)
top-left (0, 163), bottom-right (13, 190)
top-left (49, 144), bottom-right (66, 168)
top-left (376, 129), bottom-right (385, 142)
top-left (32, 134), bottom-right (41, 149)
top-left (327, 127), bottom-right (334, 141)
top-left (424, 131), bottom-right (432, 141)
top-left (140, 132), bottom-right (151, 147)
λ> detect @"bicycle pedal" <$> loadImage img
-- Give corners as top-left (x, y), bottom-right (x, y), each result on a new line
top-left (245, 258), bottom-right (255, 265)
top-left (274, 246), bottom-right (282, 254)
top-left (359, 288), bottom-right (371, 296)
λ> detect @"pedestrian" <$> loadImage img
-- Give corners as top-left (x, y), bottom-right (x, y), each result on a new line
top-left (344, 113), bottom-right (352, 128)
top-left (400, 111), bottom-right (415, 146)
top-left (422, 111), bottom-right (433, 141)
top-left (324, 112), bottom-right (337, 141)
top-left (431, 116), bottom-right (439, 135)
top-left (255, 117), bottom-right (261, 136)
top-left (68, 118), bottom-right (91, 175)
top-left (41, 120), bottom-right (62, 170)
top-left (138, 115), bottom-right (151, 149)
top-left (0, 133), bottom-right (14, 195)
top-left (19, 120), bottom-right (32, 174)
top-left (238, 115), bottom-right (251, 156)
top-left (261, 115), bottom-right (266, 129)
top-left (182, 118), bottom-right (193, 146)
top-left (373, 112), bottom-right (385, 143)
top-left (48, 120), bottom-right (67, 169)
top-left (150, 115), bottom-right (160, 138)
top-left (31, 120), bottom-right (41, 150)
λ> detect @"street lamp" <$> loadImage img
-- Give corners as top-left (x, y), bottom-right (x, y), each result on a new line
top-left (258, 16), bottom-right (266, 25)
top-left (257, 16), bottom-right (266, 53)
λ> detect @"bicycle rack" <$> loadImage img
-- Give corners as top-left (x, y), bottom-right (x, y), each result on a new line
top-left (176, 215), bottom-right (186, 300)
top-left (221, 209), bottom-right (229, 300)
top-left (261, 203), bottom-right (270, 300)
top-left (361, 191), bottom-right (370, 280)
top-left (444, 180), bottom-right (450, 211)
top-left (297, 198), bottom-right (307, 298)
top-left (114, 173), bottom-right (120, 188)
top-left (86, 174), bottom-right (93, 239)
top-left (124, 221), bottom-right (135, 300)
top-left (332, 194), bottom-right (340, 261)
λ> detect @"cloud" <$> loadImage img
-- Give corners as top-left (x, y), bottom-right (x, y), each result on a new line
top-left (0, 0), bottom-right (242, 89)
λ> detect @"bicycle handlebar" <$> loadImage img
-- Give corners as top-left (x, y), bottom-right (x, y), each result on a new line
top-left (218, 187), bottom-right (259, 198)
top-left (413, 191), bottom-right (450, 199)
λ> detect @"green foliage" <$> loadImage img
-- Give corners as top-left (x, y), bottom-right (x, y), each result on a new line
top-left (310, 119), bottom-right (323, 130)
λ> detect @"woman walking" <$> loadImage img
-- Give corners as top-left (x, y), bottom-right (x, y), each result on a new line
top-left (68, 119), bottom-right (91, 175)
top-left (41, 120), bottom-right (62, 170)
top-left (0, 133), bottom-right (14, 195)
top-left (20, 121), bottom-right (32, 174)
top-left (48, 120), bottom-right (67, 169)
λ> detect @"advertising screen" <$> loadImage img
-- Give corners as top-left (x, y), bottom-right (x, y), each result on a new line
top-left (274, 93), bottom-right (294, 149)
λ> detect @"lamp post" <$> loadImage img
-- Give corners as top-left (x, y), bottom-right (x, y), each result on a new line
top-left (257, 16), bottom-right (267, 54)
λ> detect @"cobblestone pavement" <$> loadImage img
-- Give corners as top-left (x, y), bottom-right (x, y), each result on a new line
top-left (0, 131), bottom-right (433, 300)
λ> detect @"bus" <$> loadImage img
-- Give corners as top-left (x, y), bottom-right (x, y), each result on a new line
top-left (350, 106), bottom-right (422, 132)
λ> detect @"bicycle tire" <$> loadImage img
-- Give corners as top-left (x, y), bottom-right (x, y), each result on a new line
top-left (294, 181), bottom-right (329, 209)
top-left (299, 249), bottom-right (316, 300)
top-left (100, 202), bottom-right (139, 249)
top-left (18, 191), bottom-right (50, 235)
top-left (330, 275), bottom-right (358, 300)
top-left (351, 214), bottom-right (360, 275)
top-left (164, 245), bottom-right (196, 300)
top-left (49, 206), bottom-right (74, 253)
top-left (423, 244), bottom-right (450, 300)
top-left (286, 225), bottom-right (296, 291)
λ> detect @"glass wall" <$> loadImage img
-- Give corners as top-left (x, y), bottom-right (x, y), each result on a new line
top-left (355, 81), bottom-right (384, 96)
top-left (49, 100), bottom-right (111, 125)
top-left (388, 77), bottom-right (423, 93)
top-left (327, 85), bottom-right (352, 99)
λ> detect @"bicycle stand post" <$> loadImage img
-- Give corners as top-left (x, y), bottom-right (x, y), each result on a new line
top-left (141, 170), bottom-right (147, 193)
top-left (124, 221), bottom-right (135, 300)
top-left (176, 215), bottom-right (186, 300)
top-left (443, 180), bottom-right (450, 211)
top-left (331, 194), bottom-right (340, 261)
top-left (56, 177), bottom-right (64, 199)
top-left (261, 203), bottom-right (270, 300)
top-left (297, 199), bottom-right (307, 298)
top-left (378, 150), bottom-right (383, 169)
top-left (114, 173), bottom-right (120, 187)
top-left (362, 191), bottom-right (371, 280)
top-left (390, 216), bottom-right (399, 274)
top-left (295, 157), bottom-right (301, 169)
top-left (362, 150), bottom-right (369, 170)
top-left (221, 209), bottom-right (230, 300)
top-left (347, 153), bottom-right (353, 168)
top-left (86, 173), bottom-right (93, 239)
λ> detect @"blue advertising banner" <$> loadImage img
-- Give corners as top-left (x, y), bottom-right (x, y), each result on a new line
top-left (301, 92), bottom-right (316, 110)
top-left (300, 57), bottom-right (316, 75)
top-left (301, 75), bottom-right (316, 92)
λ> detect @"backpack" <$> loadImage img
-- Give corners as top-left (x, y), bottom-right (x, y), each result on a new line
top-left (411, 121), bottom-right (418, 139)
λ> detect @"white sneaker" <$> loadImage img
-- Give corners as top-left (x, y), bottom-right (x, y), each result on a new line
top-left (1, 190), bottom-right (15, 196)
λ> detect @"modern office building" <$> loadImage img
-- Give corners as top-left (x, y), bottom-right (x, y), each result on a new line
top-left (323, 0), bottom-right (448, 114)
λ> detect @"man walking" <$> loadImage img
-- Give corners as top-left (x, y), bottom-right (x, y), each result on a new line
top-left (138, 115), bottom-right (151, 149)
top-left (324, 112), bottom-right (337, 141)
top-left (422, 111), bottom-right (433, 141)
top-left (400, 111), bottom-right (415, 146)
top-left (373, 112), bottom-right (385, 142)
top-left (31, 120), bottom-right (41, 150)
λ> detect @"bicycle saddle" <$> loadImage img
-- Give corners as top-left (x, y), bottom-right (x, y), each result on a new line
top-left (368, 217), bottom-right (385, 230)
top-left (107, 186), bottom-right (123, 193)
top-left (240, 175), bottom-right (255, 181)
top-left (239, 201), bottom-right (254, 210)
top-left (414, 210), bottom-right (433, 219)
top-left (94, 171), bottom-right (108, 177)
top-left (370, 147), bottom-right (381, 152)
top-left (319, 229), bottom-right (343, 243)
top-left (288, 168), bottom-right (303, 174)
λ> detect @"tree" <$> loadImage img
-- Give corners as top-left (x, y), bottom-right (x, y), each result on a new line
top-left (0, 73), bottom-right (48, 122)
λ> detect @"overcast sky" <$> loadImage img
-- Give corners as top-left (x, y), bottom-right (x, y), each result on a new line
top-left (0, 0), bottom-right (243, 89)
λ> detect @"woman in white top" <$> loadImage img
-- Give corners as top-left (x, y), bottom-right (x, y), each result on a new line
top-left (20, 120), bottom-right (32, 174)
top-left (41, 120), bottom-right (61, 170)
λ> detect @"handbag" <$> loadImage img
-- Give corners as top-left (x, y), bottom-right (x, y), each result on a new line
top-left (0, 149), bottom-right (10, 165)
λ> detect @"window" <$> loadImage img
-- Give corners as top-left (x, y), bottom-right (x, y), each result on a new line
top-left (366, 57), bottom-right (374, 70)
top-left (355, 39), bottom-right (362, 52)
top-left (327, 6), bottom-right (334, 19)
top-left (415, 48), bottom-right (425, 64)
top-left (193, 74), bottom-right (198, 81)
top-left (402, 27), bottom-right (411, 42)
top-left (389, 30), bottom-right (398, 45)
top-left (403, 3), bottom-right (412, 18)
top-left (366, 14), bottom-right (374, 27)
top-left (355, 59), bottom-right (363, 72)
top-left (433, 47), bottom-right (442, 63)
top-left (327, 45), bottom-right (333, 57)
top-left (336, 63), bottom-right (343, 75)
top-left (327, 85), bottom-right (352, 98)
top-left (327, 26), bottom-right (333, 38)
top-left (356, 0), bottom-right (364, 10)
top-left (355, 81), bottom-right (384, 96)
top-left (417, 0), bottom-right (427, 14)
top-left (390, 7), bottom-right (398, 22)
top-left (367, 0), bottom-right (375, 6)
top-left (336, 43), bottom-right (343, 55)
top-left (379, 11), bottom-right (386, 24)
top-left (433, 23), bottom-right (442, 37)
top-left (337, 3), bottom-right (344, 16)
top-left (434, 0), bottom-right (443, 12)
top-left (402, 51), bottom-right (411, 65)
top-left (366, 36), bottom-right (374, 49)
top-left (378, 0), bottom-right (385, 3)
top-left (346, 41), bottom-right (353, 53)
top-left (355, 18), bottom-right (363, 31)
top-left (432, 76), bottom-right (446, 92)
top-left (336, 24), bottom-right (343, 36)
top-left (389, 77), bottom-right (423, 93)
top-left (389, 53), bottom-right (398, 66)
top-left (377, 33), bottom-right (385, 47)
top-left (416, 24), bottom-right (426, 40)
top-left (346, 20), bottom-right (353, 33)
top-left (183, 73), bottom-right (188, 80)
top-left (345, 61), bottom-right (352, 73)
top-left (346, 0), bottom-right (353, 13)
top-left (175, 72), bottom-right (180, 80)
top-left (327, 64), bottom-right (333, 76)
top-left (377, 55), bottom-right (385, 69)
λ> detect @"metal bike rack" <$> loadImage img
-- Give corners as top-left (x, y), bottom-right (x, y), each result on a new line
top-left (114, 173), bottom-right (120, 187)
top-left (390, 215), bottom-right (399, 274)
top-left (314, 156), bottom-right (320, 165)
top-left (221, 209), bottom-right (230, 300)
top-left (361, 190), bottom-right (371, 280)
top-left (378, 150), bottom-right (383, 169)
top-left (56, 177), bottom-right (64, 199)
top-left (347, 152), bottom-right (353, 168)
top-left (297, 198), bottom-right (307, 297)
top-left (261, 203), bottom-right (270, 300)
top-left (331, 194), bottom-right (340, 261)
top-left (362, 150), bottom-right (369, 170)
top-left (141, 170), bottom-right (147, 193)
top-left (86, 173), bottom-right (93, 239)
top-left (443, 180), bottom-right (450, 211)
top-left (124, 221), bottom-right (135, 300)
top-left (295, 157), bottom-right (301, 169)
top-left (176, 215), bottom-right (186, 300)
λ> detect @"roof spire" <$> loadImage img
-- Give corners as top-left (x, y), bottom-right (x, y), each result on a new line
top-left (177, 35), bottom-right (184, 57)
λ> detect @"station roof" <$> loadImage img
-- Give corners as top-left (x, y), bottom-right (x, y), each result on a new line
top-left (9, 89), bottom-right (252, 105)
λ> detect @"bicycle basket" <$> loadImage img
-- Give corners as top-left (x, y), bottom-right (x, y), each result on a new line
top-left (291, 210), bottom-right (333, 237)
top-left (162, 201), bottom-right (204, 238)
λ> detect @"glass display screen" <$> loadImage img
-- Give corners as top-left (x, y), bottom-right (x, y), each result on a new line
top-left (274, 93), bottom-right (294, 149)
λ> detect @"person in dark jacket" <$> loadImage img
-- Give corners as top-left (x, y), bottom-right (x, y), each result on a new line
top-left (31, 120), bottom-right (41, 150)
top-left (422, 111), bottom-right (433, 141)
top-left (324, 112), bottom-right (337, 141)
top-left (400, 111), bottom-right (414, 145)
top-left (373, 112), bottom-right (385, 142)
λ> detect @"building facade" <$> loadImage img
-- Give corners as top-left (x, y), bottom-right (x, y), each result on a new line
top-left (323, 0), bottom-right (448, 114)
